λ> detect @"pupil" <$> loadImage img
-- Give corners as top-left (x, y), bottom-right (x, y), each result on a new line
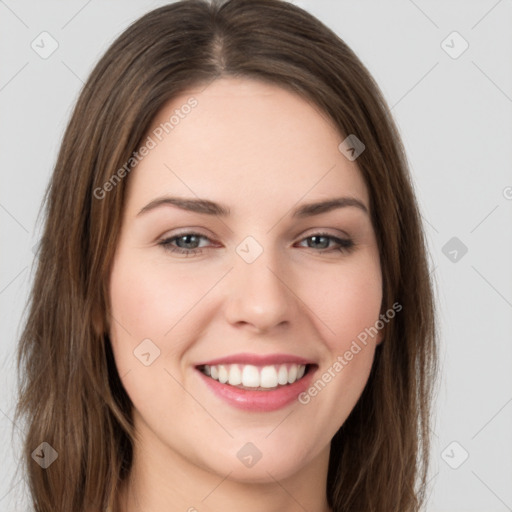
top-left (180, 235), bottom-right (198, 248)
top-left (311, 235), bottom-right (328, 249)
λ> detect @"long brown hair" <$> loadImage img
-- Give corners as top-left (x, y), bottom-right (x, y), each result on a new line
top-left (15, 1), bottom-right (438, 510)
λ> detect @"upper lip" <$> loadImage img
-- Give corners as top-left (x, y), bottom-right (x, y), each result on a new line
top-left (195, 352), bottom-right (316, 367)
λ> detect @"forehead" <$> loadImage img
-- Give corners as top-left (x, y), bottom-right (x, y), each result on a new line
top-left (124, 77), bottom-right (369, 215)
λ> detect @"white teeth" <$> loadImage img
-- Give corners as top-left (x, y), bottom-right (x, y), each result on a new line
top-left (277, 365), bottom-right (288, 385)
top-left (218, 365), bottom-right (229, 384)
top-left (242, 365), bottom-right (260, 387)
top-left (287, 364), bottom-right (297, 383)
top-left (260, 366), bottom-right (278, 388)
top-left (228, 364), bottom-right (242, 386)
top-left (201, 363), bottom-right (308, 389)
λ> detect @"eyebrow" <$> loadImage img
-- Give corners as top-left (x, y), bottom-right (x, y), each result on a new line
top-left (136, 195), bottom-right (368, 218)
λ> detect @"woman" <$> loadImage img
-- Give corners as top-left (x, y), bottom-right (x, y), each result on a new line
top-left (15, 0), bottom-right (438, 511)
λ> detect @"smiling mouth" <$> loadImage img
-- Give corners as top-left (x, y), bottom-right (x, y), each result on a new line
top-left (197, 363), bottom-right (314, 390)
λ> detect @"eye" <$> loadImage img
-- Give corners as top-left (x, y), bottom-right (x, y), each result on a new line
top-left (295, 232), bottom-right (354, 253)
top-left (157, 231), bottom-right (355, 256)
top-left (158, 232), bottom-right (210, 256)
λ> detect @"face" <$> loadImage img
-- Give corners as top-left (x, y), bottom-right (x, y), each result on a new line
top-left (108, 77), bottom-right (383, 483)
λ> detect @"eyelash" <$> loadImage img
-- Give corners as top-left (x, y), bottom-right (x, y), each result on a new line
top-left (157, 231), bottom-right (355, 256)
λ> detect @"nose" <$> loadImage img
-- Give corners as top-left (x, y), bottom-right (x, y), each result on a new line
top-left (224, 246), bottom-right (298, 334)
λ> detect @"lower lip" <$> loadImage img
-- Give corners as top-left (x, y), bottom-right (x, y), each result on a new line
top-left (196, 366), bottom-right (317, 412)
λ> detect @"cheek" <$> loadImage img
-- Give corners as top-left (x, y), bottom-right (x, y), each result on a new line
top-left (107, 250), bottom-right (222, 384)
top-left (308, 253), bottom-right (383, 351)
top-left (109, 252), bottom-right (207, 340)
top-left (107, 254), bottom-right (196, 412)
top-left (297, 256), bottom-right (382, 425)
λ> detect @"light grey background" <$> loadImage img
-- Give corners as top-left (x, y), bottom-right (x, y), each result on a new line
top-left (1, 1), bottom-right (511, 511)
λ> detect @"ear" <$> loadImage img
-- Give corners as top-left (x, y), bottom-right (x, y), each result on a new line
top-left (375, 329), bottom-right (384, 346)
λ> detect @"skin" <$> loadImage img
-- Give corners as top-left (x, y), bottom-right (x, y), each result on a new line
top-left (108, 77), bottom-right (383, 512)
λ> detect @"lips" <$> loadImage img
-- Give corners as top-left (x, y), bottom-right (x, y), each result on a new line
top-left (194, 352), bottom-right (318, 411)
top-left (196, 363), bottom-right (318, 413)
